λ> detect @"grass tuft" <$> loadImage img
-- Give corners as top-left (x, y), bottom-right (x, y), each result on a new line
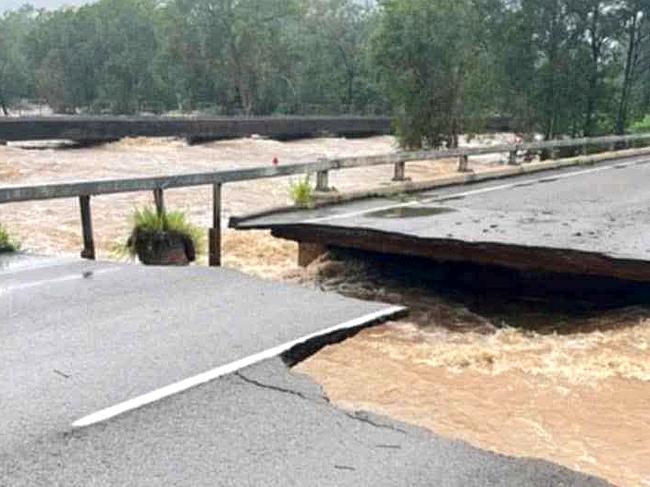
top-left (289, 175), bottom-right (315, 208)
top-left (0, 224), bottom-right (20, 253)
top-left (113, 207), bottom-right (204, 258)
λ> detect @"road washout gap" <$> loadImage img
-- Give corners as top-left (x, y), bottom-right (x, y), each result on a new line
top-left (271, 223), bottom-right (650, 283)
top-left (283, 248), bottom-right (650, 487)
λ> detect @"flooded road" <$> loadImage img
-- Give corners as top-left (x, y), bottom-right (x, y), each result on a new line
top-left (2, 135), bottom-right (648, 485)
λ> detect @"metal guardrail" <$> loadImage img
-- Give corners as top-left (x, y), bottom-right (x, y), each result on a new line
top-left (1, 132), bottom-right (649, 265)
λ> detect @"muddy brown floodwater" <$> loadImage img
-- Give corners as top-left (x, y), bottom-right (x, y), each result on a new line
top-left (2, 135), bottom-right (648, 486)
top-left (291, 253), bottom-right (650, 487)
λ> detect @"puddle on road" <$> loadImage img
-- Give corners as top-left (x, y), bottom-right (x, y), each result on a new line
top-left (287, 250), bottom-right (650, 487)
top-left (367, 206), bottom-right (457, 219)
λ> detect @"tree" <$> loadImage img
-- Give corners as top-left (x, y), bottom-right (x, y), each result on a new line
top-left (372, 0), bottom-right (483, 149)
top-left (26, 8), bottom-right (95, 113)
top-left (159, 0), bottom-right (301, 116)
top-left (570, 0), bottom-right (618, 135)
top-left (1, 0), bottom-right (649, 135)
top-left (614, 0), bottom-right (650, 134)
top-left (0, 6), bottom-right (36, 114)
top-left (296, 0), bottom-right (382, 114)
top-left (95, 0), bottom-right (161, 113)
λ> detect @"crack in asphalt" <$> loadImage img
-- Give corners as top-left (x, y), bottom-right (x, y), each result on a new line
top-left (234, 370), bottom-right (407, 435)
top-left (339, 410), bottom-right (408, 435)
top-left (234, 371), bottom-right (312, 401)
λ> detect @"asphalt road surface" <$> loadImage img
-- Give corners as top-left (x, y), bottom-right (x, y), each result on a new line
top-left (1, 255), bottom-right (609, 485)
top-left (233, 154), bottom-right (650, 280)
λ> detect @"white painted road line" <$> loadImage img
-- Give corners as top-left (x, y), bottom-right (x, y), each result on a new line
top-left (0, 267), bottom-right (120, 295)
top-left (0, 257), bottom-right (79, 275)
top-left (72, 305), bottom-right (406, 428)
top-left (305, 157), bottom-right (646, 224)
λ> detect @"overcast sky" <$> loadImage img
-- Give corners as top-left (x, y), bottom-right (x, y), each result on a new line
top-left (1, 0), bottom-right (92, 13)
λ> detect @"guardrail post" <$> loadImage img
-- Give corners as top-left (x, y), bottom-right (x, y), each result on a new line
top-left (550, 148), bottom-right (559, 160)
top-left (508, 150), bottom-right (517, 165)
top-left (457, 155), bottom-right (469, 172)
top-left (393, 161), bottom-right (407, 181)
top-left (209, 183), bottom-right (222, 267)
top-left (79, 195), bottom-right (95, 260)
top-left (153, 188), bottom-right (165, 216)
top-left (316, 170), bottom-right (330, 192)
top-left (609, 142), bottom-right (616, 152)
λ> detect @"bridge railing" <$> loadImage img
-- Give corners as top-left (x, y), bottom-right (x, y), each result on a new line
top-left (1, 132), bottom-right (649, 265)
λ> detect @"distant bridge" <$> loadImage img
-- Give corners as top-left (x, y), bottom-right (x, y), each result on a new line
top-left (0, 116), bottom-right (392, 143)
top-left (0, 115), bottom-right (516, 144)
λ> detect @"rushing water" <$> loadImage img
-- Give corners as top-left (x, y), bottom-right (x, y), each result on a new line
top-left (3, 135), bottom-right (646, 485)
top-left (291, 251), bottom-right (650, 487)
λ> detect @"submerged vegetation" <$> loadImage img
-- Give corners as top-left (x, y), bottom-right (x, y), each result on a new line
top-left (0, 0), bottom-right (649, 146)
top-left (0, 224), bottom-right (20, 252)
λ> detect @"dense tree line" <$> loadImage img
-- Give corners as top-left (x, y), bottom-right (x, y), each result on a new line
top-left (1, 0), bottom-right (649, 147)
top-left (0, 0), bottom-right (387, 116)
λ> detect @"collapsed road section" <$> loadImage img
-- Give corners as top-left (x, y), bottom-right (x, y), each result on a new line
top-left (231, 154), bottom-right (650, 282)
top-left (0, 255), bottom-right (403, 439)
top-left (0, 255), bottom-right (608, 486)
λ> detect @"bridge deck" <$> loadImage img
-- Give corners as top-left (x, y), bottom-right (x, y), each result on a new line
top-left (232, 154), bottom-right (650, 282)
top-left (0, 116), bottom-right (390, 142)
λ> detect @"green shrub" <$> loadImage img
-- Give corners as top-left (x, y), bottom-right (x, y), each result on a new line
top-left (0, 224), bottom-right (20, 253)
top-left (289, 175), bottom-right (315, 208)
top-left (630, 115), bottom-right (650, 134)
top-left (114, 207), bottom-right (204, 258)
